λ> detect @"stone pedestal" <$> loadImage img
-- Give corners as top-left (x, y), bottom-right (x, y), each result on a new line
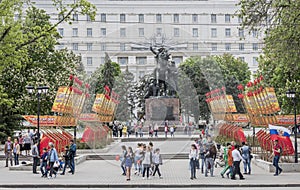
top-left (145, 97), bottom-right (180, 123)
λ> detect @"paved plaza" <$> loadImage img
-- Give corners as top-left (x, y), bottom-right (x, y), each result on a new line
top-left (0, 133), bottom-right (300, 189)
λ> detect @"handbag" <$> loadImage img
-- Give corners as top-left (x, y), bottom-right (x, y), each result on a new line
top-left (53, 161), bottom-right (59, 168)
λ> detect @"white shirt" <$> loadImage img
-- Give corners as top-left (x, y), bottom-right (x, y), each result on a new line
top-left (232, 149), bottom-right (243, 162)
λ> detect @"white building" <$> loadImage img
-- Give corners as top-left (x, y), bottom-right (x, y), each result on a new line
top-left (34, 0), bottom-right (263, 81)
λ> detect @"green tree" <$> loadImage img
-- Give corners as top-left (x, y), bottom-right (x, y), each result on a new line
top-left (0, 0), bottom-right (96, 140)
top-left (113, 66), bottom-right (135, 121)
top-left (238, 0), bottom-right (300, 114)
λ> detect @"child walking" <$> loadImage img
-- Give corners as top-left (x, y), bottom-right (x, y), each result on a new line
top-left (152, 148), bottom-right (163, 178)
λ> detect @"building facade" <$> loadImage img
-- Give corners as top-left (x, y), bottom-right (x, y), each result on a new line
top-left (34, 0), bottom-right (263, 81)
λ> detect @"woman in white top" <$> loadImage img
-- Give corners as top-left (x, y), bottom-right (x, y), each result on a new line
top-left (142, 146), bottom-right (152, 179)
top-left (189, 144), bottom-right (198, 180)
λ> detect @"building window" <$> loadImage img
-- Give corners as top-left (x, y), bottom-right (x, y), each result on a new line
top-left (86, 14), bottom-right (91, 21)
top-left (174, 28), bottom-right (180, 37)
top-left (239, 57), bottom-right (245, 62)
top-left (100, 57), bottom-right (105, 64)
top-left (101, 14), bottom-right (106, 22)
top-left (211, 43), bottom-right (217, 51)
top-left (72, 28), bottom-right (78, 37)
top-left (192, 14), bottom-right (198, 23)
top-left (139, 71), bottom-right (145, 78)
top-left (253, 57), bottom-right (258, 66)
top-left (58, 14), bottom-right (64, 21)
top-left (73, 13), bottom-right (78, 21)
top-left (118, 57), bottom-right (128, 65)
top-left (87, 28), bottom-right (92, 37)
top-left (156, 14), bottom-right (162, 23)
top-left (120, 43), bottom-right (126, 51)
top-left (239, 43), bottom-right (245, 51)
top-left (225, 43), bottom-right (231, 51)
top-left (120, 28), bottom-right (126, 37)
top-left (225, 14), bottom-right (231, 23)
top-left (225, 28), bottom-right (231, 37)
top-left (192, 28), bottom-right (198, 37)
top-left (72, 43), bottom-right (78, 51)
top-left (238, 28), bottom-right (244, 38)
top-left (156, 28), bottom-right (162, 36)
top-left (253, 43), bottom-right (258, 51)
top-left (138, 28), bottom-right (144, 37)
top-left (120, 14), bottom-right (126, 23)
top-left (211, 14), bottom-right (217, 23)
top-left (173, 14), bottom-right (179, 23)
top-left (238, 16), bottom-right (243, 23)
top-left (58, 43), bottom-right (64, 50)
top-left (87, 57), bottom-right (93, 66)
top-left (87, 43), bottom-right (92, 51)
top-left (100, 43), bottom-right (106, 51)
top-left (252, 29), bottom-right (258, 37)
top-left (173, 56), bottom-right (183, 65)
top-left (101, 28), bottom-right (106, 36)
top-left (86, 71), bottom-right (93, 76)
top-left (138, 14), bottom-right (144, 23)
top-left (136, 57), bottom-right (147, 65)
top-left (211, 28), bottom-right (217, 37)
top-left (58, 28), bottom-right (64, 37)
top-left (193, 43), bottom-right (198, 51)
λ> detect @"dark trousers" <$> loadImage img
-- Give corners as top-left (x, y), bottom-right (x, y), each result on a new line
top-left (70, 157), bottom-right (75, 173)
top-left (190, 159), bottom-right (197, 178)
top-left (62, 159), bottom-right (70, 174)
top-left (143, 166), bottom-right (150, 178)
top-left (232, 161), bottom-right (243, 179)
top-left (13, 153), bottom-right (19, 165)
top-left (40, 161), bottom-right (48, 176)
top-left (49, 162), bottom-right (56, 177)
top-left (5, 151), bottom-right (13, 167)
top-left (273, 155), bottom-right (282, 175)
top-left (152, 164), bottom-right (161, 177)
top-left (33, 157), bottom-right (39, 173)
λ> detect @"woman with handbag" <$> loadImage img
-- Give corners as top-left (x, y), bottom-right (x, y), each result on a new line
top-left (48, 142), bottom-right (59, 179)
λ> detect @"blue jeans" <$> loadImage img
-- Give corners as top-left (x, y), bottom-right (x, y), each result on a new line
top-left (40, 161), bottom-right (48, 176)
top-left (273, 155), bottom-right (282, 175)
top-left (243, 157), bottom-right (251, 173)
top-left (62, 159), bottom-right (70, 174)
top-left (13, 153), bottom-right (19, 165)
top-left (190, 159), bottom-right (197, 178)
top-left (70, 157), bottom-right (75, 173)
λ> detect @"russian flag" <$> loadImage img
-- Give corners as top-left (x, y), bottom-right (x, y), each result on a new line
top-left (269, 124), bottom-right (291, 139)
top-left (268, 124), bottom-right (294, 155)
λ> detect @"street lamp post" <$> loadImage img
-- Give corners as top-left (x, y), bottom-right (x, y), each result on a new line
top-left (26, 86), bottom-right (49, 150)
top-left (286, 89), bottom-right (298, 163)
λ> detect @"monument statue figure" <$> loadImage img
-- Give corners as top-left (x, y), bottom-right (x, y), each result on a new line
top-left (150, 46), bottom-right (171, 96)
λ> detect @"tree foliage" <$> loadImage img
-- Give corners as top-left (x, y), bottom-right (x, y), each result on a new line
top-left (238, 0), bottom-right (300, 114)
top-left (0, 0), bottom-right (96, 140)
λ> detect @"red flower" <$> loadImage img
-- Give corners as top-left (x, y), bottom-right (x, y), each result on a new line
top-left (237, 84), bottom-right (244, 90)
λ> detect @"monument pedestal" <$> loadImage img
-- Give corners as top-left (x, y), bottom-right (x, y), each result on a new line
top-left (145, 96), bottom-right (180, 125)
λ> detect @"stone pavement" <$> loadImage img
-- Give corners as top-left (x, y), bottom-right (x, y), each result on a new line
top-left (0, 136), bottom-right (300, 188)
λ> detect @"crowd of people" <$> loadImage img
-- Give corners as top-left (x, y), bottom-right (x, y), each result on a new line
top-left (4, 134), bottom-right (77, 179)
top-left (188, 135), bottom-right (253, 180)
top-left (119, 141), bottom-right (163, 181)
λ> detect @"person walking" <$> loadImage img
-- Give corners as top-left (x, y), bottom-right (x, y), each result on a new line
top-left (13, 139), bottom-right (20, 165)
top-left (152, 148), bottom-right (163, 178)
top-left (241, 142), bottom-right (251, 174)
top-left (272, 139), bottom-right (283, 176)
top-left (189, 144), bottom-right (198, 180)
top-left (120, 145), bottom-right (127, 176)
top-left (204, 143), bottom-right (217, 177)
top-left (4, 137), bottom-right (13, 167)
top-left (154, 123), bottom-right (159, 137)
top-left (231, 145), bottom-right (245, 180)
top-left (134, 143), bottom-right (142, 175)
top-left (31, 140), bottom-right (39, 174)
top-left (125, 146), bottom-right (134, 181)
top-left (23, 134), bottom-right (31, 156)
top-left (221, 143), bottom-right (230, 178)
top-left (60, 146), bottom-right (71, 175)
top-left (170, 125), bottom-right (175, 137)
top-left (142, 146), bottom-right (152, 179)
top-left (69, 139), bottom-right (77, 174)
top-left (48, 142), bottom-right (59, 179)
top-left (40, 147), bottom-right (48, 177)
